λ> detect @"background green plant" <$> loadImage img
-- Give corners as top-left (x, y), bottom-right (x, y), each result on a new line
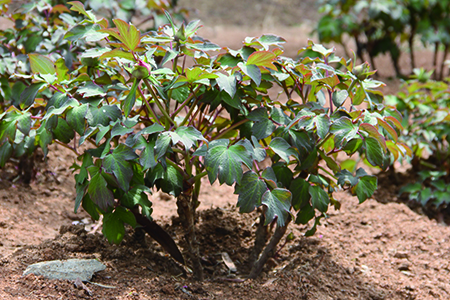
top-left (1, 1), bottom-right (409, 281)
top-left (317, 0), bottom-right (450, 79)
top-left (386, 69), bottom-right (450, 208)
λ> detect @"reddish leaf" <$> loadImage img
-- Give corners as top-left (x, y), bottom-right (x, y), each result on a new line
top-left (385, 116), bottom-right (403, 131)
top-left (377, 117), bottom-right (398, 142)
top-left (359, 123), bottom-right (387, 151)
top-left (113, 19), bottom-right (140, 51)
top-left (100, 49), bottom-right (135, 61)
top-left (320, 74), bottom-right (340, 87)
top-left (29, 54), bottom-right (55, 75)
top-left (68, 1), bottom-right (90, 18)
top-left (246, 51), bottom-right (277, 70)
top-left (386, 140), bottom-right (399, 161)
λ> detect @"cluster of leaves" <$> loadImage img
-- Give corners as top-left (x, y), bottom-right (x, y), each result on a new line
top-left (386, 69), bottom-right (450, 208)
top-left (317, 0), bottom-right (450, 79)
top-left (0, 0), bottom-right (183, 175)
top-left (2, 1), bottom-right (409, 280)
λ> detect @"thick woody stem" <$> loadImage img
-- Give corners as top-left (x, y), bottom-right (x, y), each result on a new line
top-left (176, 191), bottom-right (204, 281)
top-left (248, 209), bottom-right (268, 268)
top-left (248, 215), bottom-right (291, 279)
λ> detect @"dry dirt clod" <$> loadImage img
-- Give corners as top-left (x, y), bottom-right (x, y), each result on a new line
top-left (398, 263), bottom-right (411, 271)
top-left (394, 251), bottom-right (409, 259)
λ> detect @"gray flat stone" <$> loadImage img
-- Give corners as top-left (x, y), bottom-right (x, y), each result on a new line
top-left (23, 259), bottom-right (106, 281)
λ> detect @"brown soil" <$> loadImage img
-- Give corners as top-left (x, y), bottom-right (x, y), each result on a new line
top-left (2, 1), bottom-right (450, 299)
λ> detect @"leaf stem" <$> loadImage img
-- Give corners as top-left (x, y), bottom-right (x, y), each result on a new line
top-left (143, 79), bottom-right (176, 128)
top-left (171, 85), bottom-right (201, 118)
top-left (54, 140), bottom-right (79, 155)
top-left (212, 119), bottom-right (249, 140)
top-left (165, 157), bottom-right (186, 178)
top-left (317, 133), bottom-right (333, 148)
top-left (137, 85), bottom-right (162, 126)
top-left (179, 99), bottom-right (199, 127)
top-left (187, 171), bottom-right (208, 186)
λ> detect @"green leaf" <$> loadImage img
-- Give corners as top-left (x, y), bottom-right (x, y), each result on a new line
top-left (272, 162), bottom-right (293, 188)
top-left (88, 172), bottom-right (114, 211)
top-left (252, 119), bottom-right (276, 140)
top-left (103, 144), bottom-right (138, 191)
top-left (16, 112), bottom-right (31, 136)
top-left (139, 138), bottom-right (157, 170)
top-left (251, 136), bottom-right (266, 162)
top-left (137, 123), bottom-right (165, 136)
top-left (305, 216), bottom-right (322, 236)
top-left (354, 175), bottom-right (377, 203)
top-left (216, 73), bottom-right (236, 98)
top-left (336, 169), bottom-right (358, 186)
top-left (234, 171), bottom-right (268, 213)
top-left (74, 181), bottom-right (88, 213)
top-left (314, 114), bottom-right (330, 140)
top-left (262, 188), bottom-right (292, 226)
top-left (330, 117), bottom-right (358, 148)
top-left (53, 118), bottom-right (75, 143)
top-left (55, 58), bottom-right (69, 83)
top-left (66, 104), bottom-right (88, 135)
top-left (113, 206), bottom-right (136, 227)
top-left (295, 204), bottom-right (315, 225)
top-left (123, 79), bottom-right (139, 117)
top-left (171, 126), bottom-right (207, 151)
top-left (205, 140), bottom-right (252, 185)
top-left (221, 91), bottom-right (242, 109)
top-left (332, 90), bottom-right (348, 108)
top-left (309, 185), bottom-right (329, 213)
top-left (146, 164), bottom-right (184, 196)
top-left (103, 211), bottom-right (126, 244)
top-left (155, 132), bottom-right (172, 160)
top-left (269, 137), bottom-right (298, 162)
top-left (353, 85), bottom-right (365, 105)
top-left (238, 62), bottom-right (261, 86)
top-left (0, 142), bottom-right (12, 168)
top-left (271, 107), bottom-right (290, 125)
top-left (290, 177), bottom-right (311, 211)
top-left (82, 194), bottom-right (100, 221)
top-left (311, 44), bottom-right (334, 57)
top-left (36, 124), bottom-right (53, 156)
top-left (78, 83), bottom-right (106, 98)
top-left (19, 82), bottom-right (46, 109)
top-left (29, 54), bottom-right (55, 75)
top-left (261, 167), bottom-right (278, 188)
top-left (65, 24), bottom-right (108, 42)
top-left (364, 136), bottom-right (385, 167)
top-left (318, 150), bottom-right (340, 172)
top-left (420, 187), bottom-right (432, 206)
top-left (121, 185), bottom-right (153, 219)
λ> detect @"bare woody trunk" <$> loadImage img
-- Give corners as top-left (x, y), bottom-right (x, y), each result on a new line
top-left (248, 215), bottom-right (291, 279)
top-left (439, 44), bottom-right (449, 81)
top-left (433, 42), bottom-right (440, 80)
top-left (176, 191), bottom-right (204, 281)
top-left (247, 209), bottom-right (269, 268)
top-left (408, 28), bottom-right (416, 72)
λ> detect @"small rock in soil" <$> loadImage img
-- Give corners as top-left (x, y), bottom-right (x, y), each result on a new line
top-left (398, 263), bottom-right (411, 271)
top-left (23, 259), bottom-right (106, 281)
top-left (394, 251), bottom-right (409, 259)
